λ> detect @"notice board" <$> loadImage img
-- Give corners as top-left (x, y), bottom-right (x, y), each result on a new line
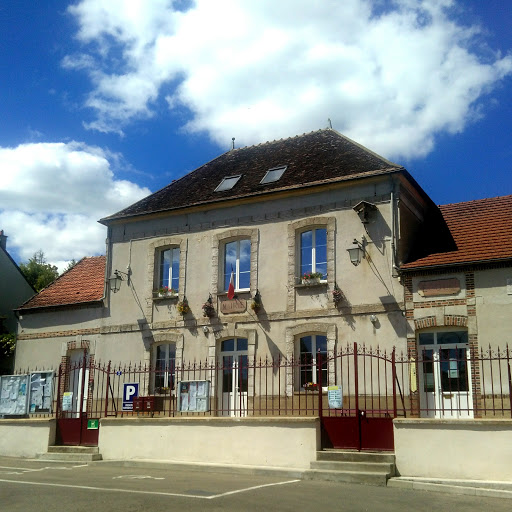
top-left (0, 374), bottom-right (30, 415)
top-left (29, 372), bottom-right (54, 414)
top-left (178, 380), bottom-right (210, 412)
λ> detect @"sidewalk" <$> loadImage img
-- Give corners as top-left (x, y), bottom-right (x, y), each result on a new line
top-left (388, 477), bottom-right (512, 500)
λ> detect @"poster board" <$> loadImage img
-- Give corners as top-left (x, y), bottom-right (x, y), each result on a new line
top-left (29, 372), bottom-right (54, 414)
top-left (0, 374), bottom-right (30, 416)
top-left (327, 385), bottom-right (343, 409)
top-left (178, 380), bottom-right (210, 412)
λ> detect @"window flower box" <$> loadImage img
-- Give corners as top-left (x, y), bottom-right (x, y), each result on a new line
top-left (301, 272), bottom-right (324, 285)
top-left (302, 382), bottom-right (319, 391)
top-left (155, 286), bottom-right (177, 298)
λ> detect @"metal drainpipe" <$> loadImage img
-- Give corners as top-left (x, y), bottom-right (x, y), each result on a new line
top-left (390, 185), bottom-right (396, 278)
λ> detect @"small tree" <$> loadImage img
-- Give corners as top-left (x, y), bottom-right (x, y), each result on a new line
top-left (0, 333), bottom-right (15, 375)
top-left (19, 250), bottom-right (59, 292)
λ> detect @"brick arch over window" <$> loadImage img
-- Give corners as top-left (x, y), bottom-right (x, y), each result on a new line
top-left (211, 228), bottom-right (259, 303)
top-left (286, 216), bottom-right (336, 312)
top-left (285, 322), bottom-right (336, 395)
top-left (143, 331), bottom-right (184, 368)
top-left (414, 315), bottom-right (468, 331)
top-left (145, 236), bottom-right (187, 321)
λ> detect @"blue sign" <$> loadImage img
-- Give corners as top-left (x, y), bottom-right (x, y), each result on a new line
top-left (122, 383), bottom-right (139, 411)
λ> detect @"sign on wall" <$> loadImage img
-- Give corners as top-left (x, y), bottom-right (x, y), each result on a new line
top-left (122, 383), bottom-right (139, 411)
top-left (29, 372), bottom-right (54, 414)
top-left (327, 385), bottom-right (343, 409)
top-left (178, 380), bottom-right (210, 412)
top-left (0, 375), bottom-right (30, 416)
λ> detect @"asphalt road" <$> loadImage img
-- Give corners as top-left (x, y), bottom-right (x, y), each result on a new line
top-left (0, 456), bottom-right (510, 512)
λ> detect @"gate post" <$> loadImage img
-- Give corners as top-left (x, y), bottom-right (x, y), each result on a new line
top-left (353, 342), bottom-right (361, 451)
top-left (56, 363), bottom-right (62, 417)
top-left (318, 351), bottom-right (323, 418)
top-left (104, 361), bottom-right (111, 417)
top-left (392, 347), bottom-right (397, 417)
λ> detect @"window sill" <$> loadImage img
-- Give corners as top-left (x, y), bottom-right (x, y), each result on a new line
top-left (153, 293), bottom-right (179, 301)
top-left (295, 281), bottom-right (328, 289)
top-left (217, 290), bottom-right (251, 297)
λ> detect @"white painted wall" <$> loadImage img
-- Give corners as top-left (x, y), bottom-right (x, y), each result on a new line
top-left (99, 416), bottom-right (320, 469)
top-left (394, 418), bottom-right (512, 481)
top-left (0, 418), bottom-right (55, 458)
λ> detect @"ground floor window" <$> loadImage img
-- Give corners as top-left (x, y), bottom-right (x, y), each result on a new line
top-left (299, 334), bottom-right (327, 388)
top-left (154, 343), bottom-right (175, 394)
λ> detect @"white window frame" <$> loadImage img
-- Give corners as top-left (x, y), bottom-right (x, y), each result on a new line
top-left (299, 227), bottom-right (328, 280)
top-left (223, 238), bottom-right (251, 292)
top-left (298, 334), bottom-right (328, 388)
top-left (153, 343), bottom-right (176, 394)
top-left (159, 247), bottom-right (180, 292)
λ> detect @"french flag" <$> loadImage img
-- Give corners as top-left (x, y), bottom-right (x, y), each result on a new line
top-left (227, 269), bottom-right (235, 299)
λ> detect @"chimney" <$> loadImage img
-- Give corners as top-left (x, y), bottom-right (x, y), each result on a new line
top-left (0, 230), bottom-right (7, 251)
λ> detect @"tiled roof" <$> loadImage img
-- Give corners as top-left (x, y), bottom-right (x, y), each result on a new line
top-left (18, 256), bottom-right (106, 310)
top-left (401, 195), bottom-right (512, 270)
top-left (100, 129), bottom-right (402, 223)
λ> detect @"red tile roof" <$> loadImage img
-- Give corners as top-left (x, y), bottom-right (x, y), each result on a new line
top-left (18, 256), bottom-right (106, 310)
top-left (401, 195), bottom-right (512, 270)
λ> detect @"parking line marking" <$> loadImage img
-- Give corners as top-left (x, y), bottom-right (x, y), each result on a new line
top-left (213, 479), bottom-right (301, 498)
top-left (0, 477), bottom-right (301, 499)
top-left (0, 479), bottom-right (210, 499)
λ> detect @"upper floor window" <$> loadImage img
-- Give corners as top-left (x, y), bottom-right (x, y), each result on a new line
top-left (300, 228), bottom-right (327, 279)
top-left (160, 247), bottom-right (180, 292)
top-left (224, 239), bottom-right (251, 292)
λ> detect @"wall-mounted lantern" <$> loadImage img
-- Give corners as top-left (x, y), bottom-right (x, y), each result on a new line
top-left (108, 269), bottom-right (130, 293)
top-left (347, 237), bottom-right (366, 266)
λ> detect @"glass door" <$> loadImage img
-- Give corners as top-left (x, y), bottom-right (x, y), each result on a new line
top-left (219, 338), bottom-right (248, 417)
top-left (418, 331), bottom-right (473, 419)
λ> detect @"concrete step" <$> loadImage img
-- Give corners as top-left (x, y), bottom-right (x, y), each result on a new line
top-left (310, 460), bottom-right (395, 475)
top-left (38, 446), bottom-right (102, 461)
top-left (307, 450), bottom-right (396, 486)
top-left (303, 469), bottom-right (389, 486)
top-left (317, 450), bottom-right (395, 464)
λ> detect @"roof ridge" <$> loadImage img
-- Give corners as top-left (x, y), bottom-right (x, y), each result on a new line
top-left (440, 194), bottom-right (512, 208)
top-left (231, 128), bottom-right (329, 152)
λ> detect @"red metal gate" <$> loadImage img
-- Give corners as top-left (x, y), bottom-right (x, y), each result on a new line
top-left (56, 352), bottom-right (109, 446)
top-left (319, 343), bottom-right (399, 451)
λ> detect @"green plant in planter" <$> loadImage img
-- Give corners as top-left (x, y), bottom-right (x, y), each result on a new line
top-left (177, 297), bottom-right (190, 315)
top-left (251, 289), bottom-right (262, 313)
top-left (332, 283), bottom-right (344, 305)
top-left (202, 294), bottom-right (215, 318)
top-left (157, 286), bottom-right (176, 296)
top-left (302, 271), bottom-right (324, 283)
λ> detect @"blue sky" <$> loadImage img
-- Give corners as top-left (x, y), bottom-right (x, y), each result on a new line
top-left (0, 0), bottom-right (511, 271)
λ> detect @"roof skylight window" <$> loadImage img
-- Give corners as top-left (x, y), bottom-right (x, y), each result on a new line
top-left (260, 166), bottom-right (287, 185)
top-left (215, 175), bottom-right (242, 192)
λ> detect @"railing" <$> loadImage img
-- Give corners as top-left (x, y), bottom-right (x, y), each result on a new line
top-left (10, 343), bottom-right (511, 420)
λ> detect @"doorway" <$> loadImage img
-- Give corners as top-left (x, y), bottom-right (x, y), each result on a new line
top-left (219, 338), bottom-right (248, 417)
top-left (418, 331), bottom-right (473, 418)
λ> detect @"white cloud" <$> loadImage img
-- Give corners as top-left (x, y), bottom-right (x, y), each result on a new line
top-left (0, 142), bottom-right (150, 271)
top-left (65, 0), bottom-right (512, 158)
